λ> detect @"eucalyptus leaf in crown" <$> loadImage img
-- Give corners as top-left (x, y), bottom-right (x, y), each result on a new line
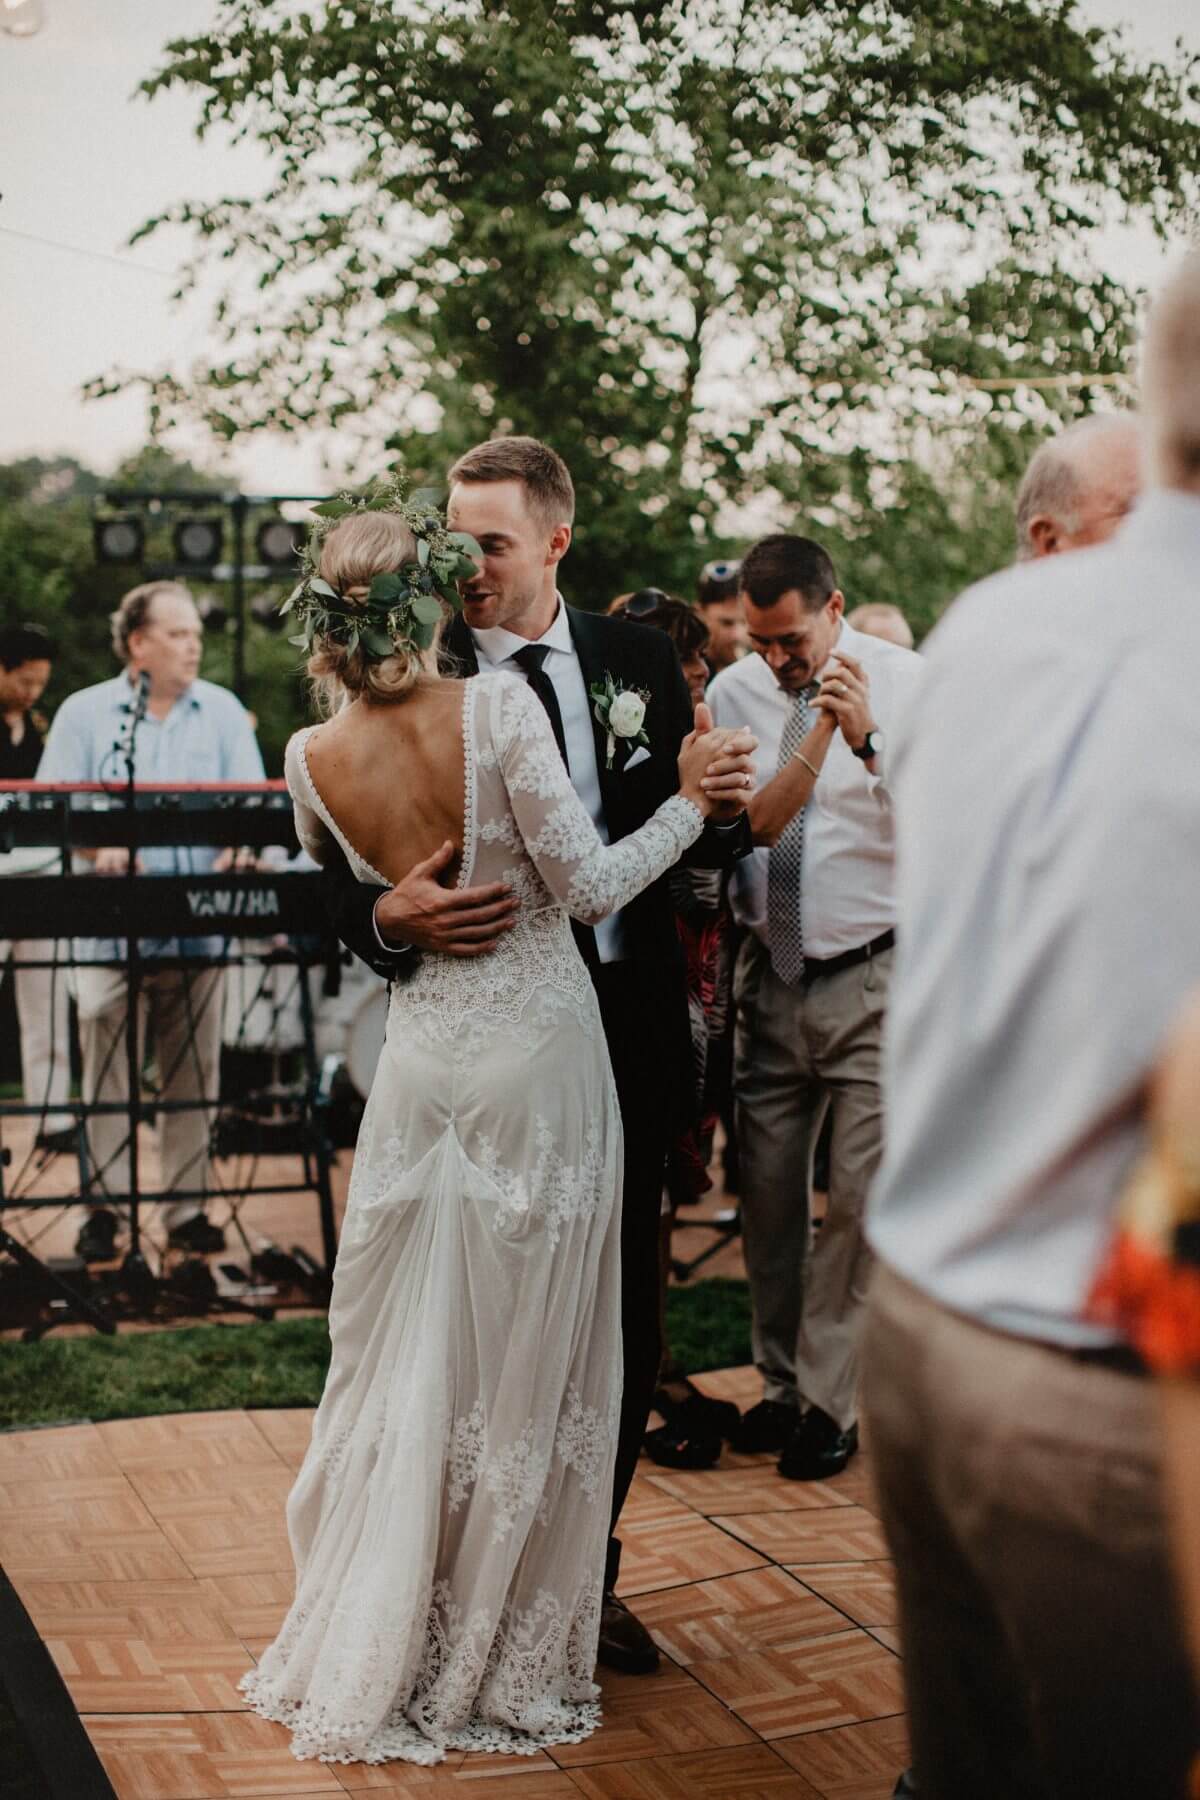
top-left (281, 477), bottom-right (482, 661)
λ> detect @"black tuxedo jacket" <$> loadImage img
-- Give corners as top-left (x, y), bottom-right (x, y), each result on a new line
top-left (318, 605), bottom-right (750, 1113)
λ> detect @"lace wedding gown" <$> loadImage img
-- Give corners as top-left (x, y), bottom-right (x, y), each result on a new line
top-left (241, 672), bottom-right (703, 1766)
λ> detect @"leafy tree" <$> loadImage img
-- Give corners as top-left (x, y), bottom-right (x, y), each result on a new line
top-left (94, 0), bottom-right (1198, 623)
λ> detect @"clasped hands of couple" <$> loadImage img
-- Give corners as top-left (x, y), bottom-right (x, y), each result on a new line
top-left (376, 702), bottom-right (758, 958)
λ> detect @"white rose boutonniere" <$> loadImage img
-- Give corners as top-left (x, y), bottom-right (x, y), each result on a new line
top-left (589, 671), bottom-right (652, 769)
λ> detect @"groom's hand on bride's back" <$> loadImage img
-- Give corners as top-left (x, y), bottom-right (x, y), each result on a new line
top-left (375, 840), bottom-right (519, 958)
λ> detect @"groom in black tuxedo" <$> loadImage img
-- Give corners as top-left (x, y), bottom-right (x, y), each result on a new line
top-left (320, 437), bottom-right (754, 1673)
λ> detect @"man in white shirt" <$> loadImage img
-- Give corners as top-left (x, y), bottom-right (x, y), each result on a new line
top-left (709, 535), bottom-right (922, 1479)
top-left (862, 260), bottom-right (1200, 1799)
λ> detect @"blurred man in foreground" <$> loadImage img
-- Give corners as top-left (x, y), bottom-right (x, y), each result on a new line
top-left (863, 263), bottom-right (1200, 1799)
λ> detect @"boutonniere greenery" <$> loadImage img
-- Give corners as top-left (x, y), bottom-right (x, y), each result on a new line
top-left (589, 672), bottom-right (651, 769)
top-left (281, 476), bottom-right (481, 660)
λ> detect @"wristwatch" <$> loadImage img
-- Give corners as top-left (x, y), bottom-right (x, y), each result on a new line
top-left (851, 729), bottom-right (883, 763)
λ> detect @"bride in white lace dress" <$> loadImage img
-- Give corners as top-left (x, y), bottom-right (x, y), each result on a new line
top-left (240, 505), bottom-right (740, 1766)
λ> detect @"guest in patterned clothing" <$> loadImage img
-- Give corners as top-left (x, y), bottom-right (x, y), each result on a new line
top-left (609, 590), bottom-right (742, 1467)
top-left (1091, 985), bottom-right (1200, 1707)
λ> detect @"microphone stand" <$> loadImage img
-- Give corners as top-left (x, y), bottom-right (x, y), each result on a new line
top-left (119, 669), bottom-right (152, 1299)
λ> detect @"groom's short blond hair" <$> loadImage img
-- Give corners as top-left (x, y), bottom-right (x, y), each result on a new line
top-left (448, 437), bottom-right (575, 530)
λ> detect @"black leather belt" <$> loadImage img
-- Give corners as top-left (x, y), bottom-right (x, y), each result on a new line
top-left (801, 929), bottom-right (895, 985)
top-left (1052, 1341), bottom-right (1148, 1378)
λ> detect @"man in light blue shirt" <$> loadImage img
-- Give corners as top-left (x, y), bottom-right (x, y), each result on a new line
top-left (862, 264), bottom-right (1200, 1799)
top-left (38, 581), bottom-right (264, 1263)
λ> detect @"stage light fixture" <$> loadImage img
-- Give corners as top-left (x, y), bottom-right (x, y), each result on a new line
top-left (198, 596), bottom-right (228, 634)
top-left (93, 516), bottom-right (144, 564)
top-left (1, 0), bottom-right (45, 38)
top-left (255, 519), bottom-right (306, 567)
top-left (172, 517), bottom-right (224, 568)
top-left (250, 595), bottom-right (286, 632)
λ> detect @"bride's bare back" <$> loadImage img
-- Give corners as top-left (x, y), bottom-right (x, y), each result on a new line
top-left (301, 680), bottom-right (468, 887)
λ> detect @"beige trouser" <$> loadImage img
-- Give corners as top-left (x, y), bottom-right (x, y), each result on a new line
top-left (863, 1264), bottom-right (1200, 1800)
top-left (733, 933), bottom-right (889, 1430)
top-left (73, 963), bottom-right (223, 1231)
top-left (0, 939), bottom-right (72, 1134)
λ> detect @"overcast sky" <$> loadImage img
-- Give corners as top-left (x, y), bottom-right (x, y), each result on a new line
top-left (0, 0), bottom-right (1196, 495)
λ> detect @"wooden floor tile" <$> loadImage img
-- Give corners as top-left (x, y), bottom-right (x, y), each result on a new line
top-left (154, 1497), bottom-right (294, 1581)
top-left (773, 1712), bottom-right (911, 1797)
top-left (617, 1475), bottom-right (699, 1527)
top-left (337, 1747), bottom-right (573, 1792)
top-left (246, 1410), bottom-right (315, 1469)
top-left (643, 1465), bottom-right (853, 1517)
top-left (689, 1631), bottom-right (905, 1741)
top-left (786, 1563), bottom-right (897, 1629)
top-left (84, 1710), bottom-right (344, 1797)
top-left (563, 1742), bottom-right (823, 1797)
top-left (615, 1513), bottom-right (766, 1596)
top-left (814, 1463), bottom-right (883, 1517)
top-left (712, 1507), bottom-right (888, 1566)
top-left (0, 1525), bottom-right (191, 1583)
top-left (99, 1411), bottom-right (283, 1475)
top-left (0, 1421), bottom-right (119, 1480)
top-left (0, 1367), bottom-right (914, 1800)
top-left (866, 1627), bottom-right (902, 1657)
top-left (49, 1635), bottom-right (254, 1713)
top-left (633, 1568), bottom-right (847, 1665)
top-left (548, 1664), bottom-right (754, 1768)
top-left (204, 1571), bottom-right (295, 1644)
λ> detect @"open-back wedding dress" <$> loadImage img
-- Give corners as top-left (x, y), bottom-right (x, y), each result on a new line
top-left (240, 671), bottom-right (703, 1766)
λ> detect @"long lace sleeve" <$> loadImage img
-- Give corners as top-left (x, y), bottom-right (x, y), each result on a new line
top-left (284, 731), bottom-right (333, 867)
top-left (493, 675), bottom-right (703, 924)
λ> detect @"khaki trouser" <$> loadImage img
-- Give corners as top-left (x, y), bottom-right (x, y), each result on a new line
top-left (73, 963), bottom-right (223, 1231)
top-left (0, 939), bottom-right (72, 1134)
top-left (862, 1264), bottom-right (1200, 1800)
top-left (733, 933), bottom-right (889, 1430)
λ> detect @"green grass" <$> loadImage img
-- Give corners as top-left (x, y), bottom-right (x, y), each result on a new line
top-left (0, 1281), bottom-right (751, 1432)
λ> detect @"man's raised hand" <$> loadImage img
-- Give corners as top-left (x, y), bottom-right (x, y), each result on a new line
top-left (691, 699), bottom-right (757, 818)
top-left (375, 839), bottom-right (519, 958)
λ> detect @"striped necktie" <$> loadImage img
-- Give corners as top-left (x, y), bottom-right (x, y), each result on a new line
top-left (767, 686), bottom-right (816, 985)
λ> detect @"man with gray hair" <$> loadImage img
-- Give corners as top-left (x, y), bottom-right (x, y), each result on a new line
top-left (1014, 411), bottom-right (1141, 558)
top-left (38, 581), bottom-right (264, 1265)
top-left (862, 261), bottom-right (1200, 1798)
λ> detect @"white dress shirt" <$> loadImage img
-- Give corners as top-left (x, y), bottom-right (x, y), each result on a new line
top-left (472, 598), bottom-right (626, 962)
top-left (708, 620), bottom-right (923, 958)
top-left (868, 491), bottom-right (1200, 1345)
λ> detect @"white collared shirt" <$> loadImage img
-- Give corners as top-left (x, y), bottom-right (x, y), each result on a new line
top-left (708, 621), bottom-right (923, 958)
top-left (473, 597), bottom-right (625, 961)
top-left (868, 490), bottom-right (1200, 1346)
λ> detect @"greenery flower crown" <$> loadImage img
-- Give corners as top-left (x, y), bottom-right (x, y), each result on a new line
top-left (281, 477), bottom-right (482, 661)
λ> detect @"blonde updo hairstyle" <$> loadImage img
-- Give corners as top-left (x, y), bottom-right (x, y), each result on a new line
top-left (307, 511), bottom-right (436, 712)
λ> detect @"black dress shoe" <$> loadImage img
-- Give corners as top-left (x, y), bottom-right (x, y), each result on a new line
top-left (893, 1771), bottom-right (919, 1797)
top-left (729, 1397), bottom-right (796, 1455)
top-left (34, 1126), bottom-right (77, 1159)
top-left (166, 1215), bottom-right (227, 1255)
top-left (777, 1405), bottom-right (859, 1480)
top-left (75, 1209), bottom-right (119, 1263)
top-left (597, 1591), bottom-right (660, 1675)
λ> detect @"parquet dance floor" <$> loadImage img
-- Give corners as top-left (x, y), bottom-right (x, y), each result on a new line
top-left (0, 1363), bottom-right (908, 1799)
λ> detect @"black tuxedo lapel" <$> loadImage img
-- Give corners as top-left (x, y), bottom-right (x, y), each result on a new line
top-left (444, 611), bottom-right (480, 676)
top-left (566, 606), bottom-right (626, 831)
